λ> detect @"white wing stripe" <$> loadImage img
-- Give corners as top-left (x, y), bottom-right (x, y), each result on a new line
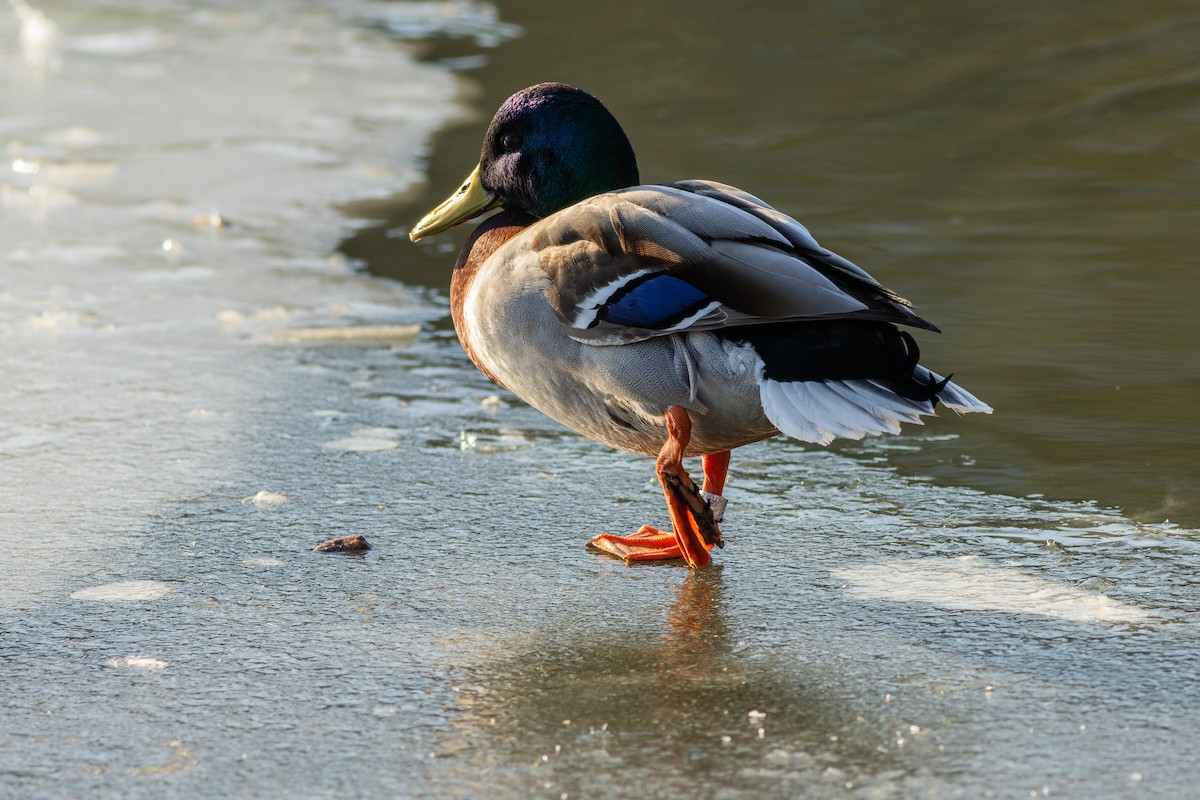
top-left (570, 267), bottom-right (655, 330)
top-left (662, 300), bottom-right (723, 332)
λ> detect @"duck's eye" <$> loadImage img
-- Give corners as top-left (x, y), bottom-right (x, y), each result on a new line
top-left (500, 132), bottom-right (521, 151)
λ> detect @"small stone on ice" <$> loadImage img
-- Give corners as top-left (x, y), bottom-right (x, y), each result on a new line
top-left (313, 534), bottom-right (371, 552)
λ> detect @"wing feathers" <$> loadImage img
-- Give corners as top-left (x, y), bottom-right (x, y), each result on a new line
top-left (613, 185), bottom-right (794, 249)
top-left (706, 240), bottom-right (870, 318)
top-left (534, 182), bottom-right (932, 343)
top-left (669, 179), bottom-right (824, 253)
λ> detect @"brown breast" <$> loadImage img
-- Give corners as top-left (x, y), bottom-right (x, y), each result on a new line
top-left (449, 209), bottom-right (537, 388)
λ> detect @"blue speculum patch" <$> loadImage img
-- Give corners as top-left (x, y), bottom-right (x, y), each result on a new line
top-left (602, 274), bottom-right (709, 327)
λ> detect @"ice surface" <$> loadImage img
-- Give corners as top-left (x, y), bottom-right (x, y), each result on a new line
top-left (325, 427), bottom-right (403, 452)
top-left (243, 490), bottom-right (289, 508)
top-left (69, 580), bottom-right (175, 602)
top-left (107, 655), bottom-right (169, 670)
top-left (0, 0), bottom-right (462, 607)
top-left (835, 556), bottom-right (1152, 623)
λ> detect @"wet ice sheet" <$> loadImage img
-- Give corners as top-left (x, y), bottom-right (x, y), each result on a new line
top-left (37, 363), bottom-right (1200, 797)
top-left (5, 318), bottom-right (1200, 798)
top-left (835, 556), bottom-right (1152, 623)
top-left (69, 580), bottom-right (176, 602)
top-left (0, 0), bottom-right (465, 606)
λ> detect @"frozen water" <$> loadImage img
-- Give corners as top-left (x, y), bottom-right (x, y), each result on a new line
top-left (243, 490), bottom-right (289, 508)
top-left (835, 556), bottom-right (1153, 623)
top-left (107, 655), bottom-right (169, 670)
top-left (325, 427), bottom-right (404, 452)
top-left (0, 0), bottom-right (461, 607)
top-left (69, 580), bottom-right (175, 602)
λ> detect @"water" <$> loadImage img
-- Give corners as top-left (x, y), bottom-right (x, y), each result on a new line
top-left (3, 1), bottom-right (1199, 798)
top-left (363, 0), bottom-right (1200, 527)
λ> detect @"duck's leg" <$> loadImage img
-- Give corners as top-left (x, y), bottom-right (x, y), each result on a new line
top-left (698, 450), bottom-right (731, 526)
top-left (587, 407), bottom-right (724, 568)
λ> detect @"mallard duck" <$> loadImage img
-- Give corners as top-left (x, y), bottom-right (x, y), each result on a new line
top-left (409, 82), bottom-right (991, 568)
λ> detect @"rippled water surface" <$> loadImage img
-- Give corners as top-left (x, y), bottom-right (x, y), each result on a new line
top-left (371, 0), bottom-right (1200, 527)
top-left (3, 2), bottom-right (1199, 798)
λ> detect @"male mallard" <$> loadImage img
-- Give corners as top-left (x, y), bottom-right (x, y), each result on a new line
top-left (410, 82), bottom-right (990, 568)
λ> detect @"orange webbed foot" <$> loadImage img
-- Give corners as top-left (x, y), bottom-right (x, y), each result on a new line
top-left (661, 470), bottom-right (723, 551)
top-left (585, 476), bottom-right (723, 567)
top-left (587, 526), bottom-right (684, 562)
top-left (587, 410), bottom-right (730, 569)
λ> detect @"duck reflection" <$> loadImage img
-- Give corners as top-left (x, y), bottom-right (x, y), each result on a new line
top-left (442, 568), bottom-right (900, 796)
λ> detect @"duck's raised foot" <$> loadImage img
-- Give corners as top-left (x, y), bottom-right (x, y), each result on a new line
top-left (662, 471), bottom-right (724, 550)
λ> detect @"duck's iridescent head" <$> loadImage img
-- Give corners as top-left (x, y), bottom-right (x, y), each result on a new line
top-left (480, 83), bottom-right (639, 218)
top-left (410, 83), bottom-right (639, 241)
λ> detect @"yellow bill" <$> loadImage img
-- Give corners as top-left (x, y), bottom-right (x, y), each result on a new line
top-left (408, 164), bottom-right (500, 242)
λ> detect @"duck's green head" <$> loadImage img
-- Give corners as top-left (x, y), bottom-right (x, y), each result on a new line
top-left (410, 83), bottom-right (639, 241)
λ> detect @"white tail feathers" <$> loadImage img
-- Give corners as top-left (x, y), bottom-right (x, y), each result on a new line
top-left (916, 367), bottom-right (994, 415)
top-left (759, 372), bottom-right (991, 446)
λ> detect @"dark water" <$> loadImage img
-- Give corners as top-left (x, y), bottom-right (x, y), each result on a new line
top-left (349, 0), bottom-right (1200, 527)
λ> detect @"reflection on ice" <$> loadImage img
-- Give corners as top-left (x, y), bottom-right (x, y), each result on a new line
top-left (478, 394), bottom-right (506, 412)
top-left (835, 556), bottom-right (1151, 623)
top-left (9, 0), bottom-right (59, 72)
top-left (68, 27), bottom-right (172, 56)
